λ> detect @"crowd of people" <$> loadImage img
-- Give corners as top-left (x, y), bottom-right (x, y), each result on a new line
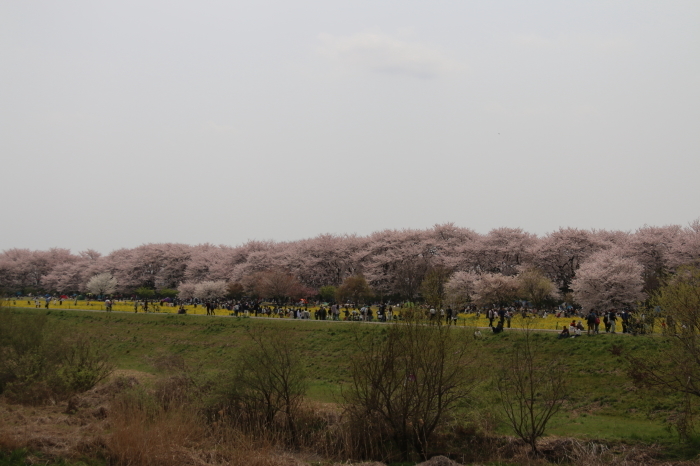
top-left (12, 294), bottom-right (655, 336)
top-left (559, 309), bottom-right (647, 338)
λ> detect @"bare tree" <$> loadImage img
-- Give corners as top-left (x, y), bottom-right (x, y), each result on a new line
top-left (228, 327), bottom-right (307, 446)
top-left (344, 317), bottom-right (479, 461)
top-left (497, 326), bottom-right (568, 454)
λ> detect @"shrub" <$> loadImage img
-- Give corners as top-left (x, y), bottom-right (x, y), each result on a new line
top-left (496, 326), bottom-right (568, 454)
top-left (54, 334), bottom-right (114, 393)
top-left (343, 317), bottom-right (481, 462)
top-left (208, 327), bottom-right (307, 446)
top-left (0, 308), bottom-right (113, 405)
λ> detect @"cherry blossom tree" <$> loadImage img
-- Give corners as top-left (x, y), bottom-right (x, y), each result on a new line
top-left (571, 248), bottom-right (644, 311)
top-left (107, 243), bottom-right (192, 292)
top-left (624, 225), bottom-right (682, 292)
top-left (0, 248), bottom-right (77, 293)
top-left (232, 243), bottom-right (293, 284)
top-left (28, 248), bottom-right (75, 289)
top-left (361, 224), bottom-right (483, 299)
top-left (669, 219), bottom-right (700, 270)
top-left (445, 271), bottom-right (479, 308)
top-left (425, 223), bottom-right (481, 270)
top-left (184, 243), bottom-right (257, 283)
top-left (177, 282), bottom-right (197, 300)
top-left (182, 244), bottom-right (222, 283)
top-left (42, 262), bottom-right (84, 294)
top-left (243, 270), bottom-right (310, 302)
top-left (207, 241), bottom-right (274, 282)
top-left (532, 228), bottom-right (607, 293)
top-left (284, 234), bottom-right (364, 288)
top-left (359, 229), bottom-right (434, 299)
top-left (472, 273), bottom-right (520, 308)
top-left (194, 280), bottom-right (228, 301)
top-left (2, 220), bottom-right (698, 308)
top-left (470, 228), bottom-right (537, 276)
top-left (86, 273), bottom-right (118, 296)
top-left (0, 250), bottom-right (31, 292)
top-left (442, 231), bottom-right (483, 273)
top-left (42, 249), bottom-right (105, 293)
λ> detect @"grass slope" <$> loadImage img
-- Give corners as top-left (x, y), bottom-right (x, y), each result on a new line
top-left (3, 307), bottom-right (691, 454)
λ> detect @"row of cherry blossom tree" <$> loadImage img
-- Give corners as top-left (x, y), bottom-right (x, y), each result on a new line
top-left (1, 221), bottom-right (698, 310)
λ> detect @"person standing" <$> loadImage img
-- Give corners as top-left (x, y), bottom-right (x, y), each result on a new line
top-left (586, 311), bottom-right (597, 336)
top-left (498, 308), bottom-right (506, 326)
top-left (609, 311), bottom-right (618, 334)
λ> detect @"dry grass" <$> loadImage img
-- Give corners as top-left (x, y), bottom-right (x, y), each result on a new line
top-left (1, 370), bottom-right (695, 466)
top-left (0, 376), bottom-right (115, 460)
top-left (105, 375), bottom-right (324, 466)
top-left (0, 369), bottom-right (315, 466)
top-left (107, 400), bottom-right (207, 466)
top-left (484, 435), bottom-right (670, 466)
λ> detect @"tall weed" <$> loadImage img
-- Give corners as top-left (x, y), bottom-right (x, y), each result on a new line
top-left (0, 308), bottom-right (113, 404)
top-left (107, 387), bottom-right (207, 466)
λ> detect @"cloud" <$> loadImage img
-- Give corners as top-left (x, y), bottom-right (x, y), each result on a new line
top-left (318, 32), bottom-right (465, 78)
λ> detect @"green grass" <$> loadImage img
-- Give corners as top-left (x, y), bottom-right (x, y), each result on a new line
top-left (3, 307), bottom-right (694, 457)
top-left (548, 413), bottom-right (674, 442)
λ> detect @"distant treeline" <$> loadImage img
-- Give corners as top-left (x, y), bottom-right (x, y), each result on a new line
top-left (1, 222), bottom-right (699, 308)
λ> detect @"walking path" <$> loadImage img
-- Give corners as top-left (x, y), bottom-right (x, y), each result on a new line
top-left (6, 304), bottom-right (595, 334)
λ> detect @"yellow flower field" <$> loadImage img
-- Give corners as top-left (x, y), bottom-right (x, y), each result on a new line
top-left (2, 298), bottom-right (587, 331)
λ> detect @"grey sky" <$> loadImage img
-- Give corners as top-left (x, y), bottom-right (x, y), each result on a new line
top-left (1, 1), bottom-right (698, 253)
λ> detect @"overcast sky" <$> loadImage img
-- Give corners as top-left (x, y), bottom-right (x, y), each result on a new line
top-left (1, 1), bottom-right (698, 253)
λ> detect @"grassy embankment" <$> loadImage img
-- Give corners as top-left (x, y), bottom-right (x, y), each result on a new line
top-left (2, 306), bottom-right (696, 463)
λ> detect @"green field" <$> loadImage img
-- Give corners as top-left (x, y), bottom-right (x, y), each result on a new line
top-left (2, 306), bottom-right (696, 463)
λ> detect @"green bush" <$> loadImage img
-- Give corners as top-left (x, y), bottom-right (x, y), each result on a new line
top-left (0, 308), bottom-right (113, 405)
